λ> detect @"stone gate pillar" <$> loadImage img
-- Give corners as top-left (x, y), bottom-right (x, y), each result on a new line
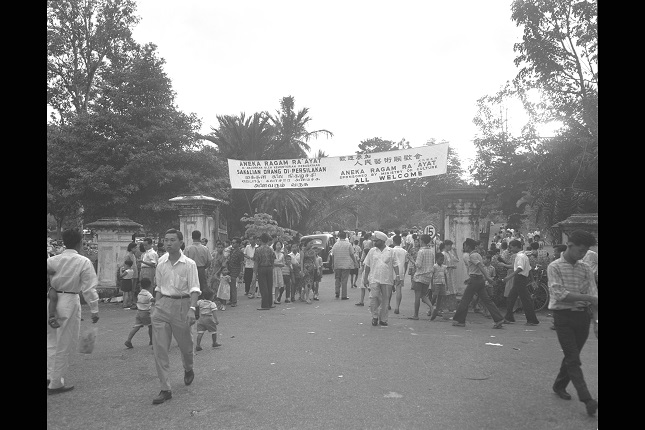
top-left (169, 195), bottom-right (227, 252)
top-left (553, 213), bottom-right (598, 251)
top-left (85, 217), bottom-right (143, 289)
top-left (438, 188), bottom-right (488, 294)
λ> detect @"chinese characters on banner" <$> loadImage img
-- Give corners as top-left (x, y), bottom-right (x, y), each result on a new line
top-left (227, 142), bottom-right (449, 189)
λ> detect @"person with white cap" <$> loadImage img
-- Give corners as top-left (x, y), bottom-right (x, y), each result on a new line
top-left (362, 231), bottom-right (402, 326)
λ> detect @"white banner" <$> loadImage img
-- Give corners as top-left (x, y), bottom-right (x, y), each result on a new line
top-left (227, 142), bottom-right (448, 189)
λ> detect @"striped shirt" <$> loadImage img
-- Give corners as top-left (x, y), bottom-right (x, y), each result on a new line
top-left (413, 246), bottom-right (435, 285)
top-left (547, 257), bottom-right (597, 310)
top-left (331, 239), bottom-right (355, 269)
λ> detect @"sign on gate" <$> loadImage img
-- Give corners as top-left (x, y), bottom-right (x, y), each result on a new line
top-left (423, 224), bottom-right (437, 239)
top-left (227, 143), bottom-right (448, 189)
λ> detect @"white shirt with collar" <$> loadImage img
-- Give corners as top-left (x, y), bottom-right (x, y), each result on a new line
top-left (244, 244), bottom-right (257, 268)
top-left (154, 251), bottom-right (200, 297)
top-left (47, 249), bottom-right (100, 313)
top-left (364, 246), bottom-right (399, 285)
top-left (513, 251), bottom-right (531, 277)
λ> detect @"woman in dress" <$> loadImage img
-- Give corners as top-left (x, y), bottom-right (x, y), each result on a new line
top-left (272, 241), bottom-right (285, 304)
top-left (441, 240), bottom-right (460, 313)
top-left (299, 240), bottom-right (319, 304)
top-left (406, 237), bottom-right (421, 287)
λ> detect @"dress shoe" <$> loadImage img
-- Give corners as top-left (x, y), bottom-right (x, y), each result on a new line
top-left (341, 297), bottom-right (349, 300)
top-left (585, 399), bottom-right (598, 416)
top-left (525, 322), bottom-right (539, 326)
top-left (355, 302), bottom-right (364, 306)
top-left (184, 369), bottom-right (194, 386)
top-left (379, 321), bottom-right (388, 326)
top-left (212, 343), bottom-right (222, 347)
top-left (492, 320), bottom-right (505, 329)
top-left (553, 386), bottom-right (572, 400)
top-left (452, 322), bottom-right (466, 327)
top-left (152, 390), bottom-right (172, 404)
top-left (502, 319), bottom-right (515, 324)
top-left (48, 385), bottom-right (75, 395)
top-left (124, 340), bottom-right (133, 349)
top-left (195, 345), bottom-right (203, 351)
top-left (372, 318), bottom-right (378, 326)
top-left (257, 308), bottom-right (270, 310)
top-left (335, 294), bottom-right (340, 298)
top-left (393, 309), bottom-right (399, 314)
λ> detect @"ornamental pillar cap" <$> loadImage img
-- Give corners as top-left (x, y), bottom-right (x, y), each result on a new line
top-left (85, 217), bottom-right (143, 232)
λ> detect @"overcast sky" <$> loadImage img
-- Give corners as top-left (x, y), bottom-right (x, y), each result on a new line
top-left (130, 0), bottom-right (526, 171)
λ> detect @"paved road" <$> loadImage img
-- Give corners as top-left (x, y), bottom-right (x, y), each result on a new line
top-left (47, 273), bottom-right (598, 430)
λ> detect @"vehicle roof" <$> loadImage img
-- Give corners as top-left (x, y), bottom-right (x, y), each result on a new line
top-left (300, 233), bottom-right (333, 240)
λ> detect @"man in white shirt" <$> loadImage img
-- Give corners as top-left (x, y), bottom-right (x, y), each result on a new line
top-left (140, 238), bottom-right (159, 287)
top-left (243, 237), bottom-right (257, 298)
top-left (363, 231), bottom-right (402, 326)
top-left (47, 229), bottom-right (100, 395)
top-left (501, 240), bottom-right (540, 325)
top-left (151, 228), bottom-right (201, 405)
top-left (389, 235), bottom-right (408, 314)
top-left (581, 249), bottom-right (598, 285)
top-left (288, 244), bottom-right (301, 302)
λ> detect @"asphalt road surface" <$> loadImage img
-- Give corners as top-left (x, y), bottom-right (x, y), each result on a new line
top-left (47, 272), bottom-right (598, 430)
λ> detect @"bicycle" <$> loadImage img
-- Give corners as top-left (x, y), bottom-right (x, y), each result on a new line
top-left (527, 265), bottom-right (549, 312)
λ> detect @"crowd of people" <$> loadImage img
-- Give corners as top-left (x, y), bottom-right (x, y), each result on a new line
top-left (47, 225), bottom-right (597, 416)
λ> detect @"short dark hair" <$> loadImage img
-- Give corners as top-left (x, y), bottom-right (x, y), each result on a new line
top-left (192, 230), bottom-right (201, 240)
top-left (500, 241), bottom-right (508, 250)
top-left (165, 228), bottom-right (183, 241)
top-left (140, 278), bottom-right (152, 289)
top-left (139, 243), bottom-right (146, 253)
top-left (509, 240), bottom-right (522, 248)
top-left (201, 289), bottom-right (214, 301)
top-left (144, 238), bottom-right (153, 245)
top-left (231, 237), bottom-right (241, 245)
top-left (533, 234), bottom-right (541, 240)
top-left (530, 242), bottom-right (540, 250)
top-left (124, 259), bottom-right (133, 267)
top-left (420, 234), bottom-right (431, 245)
top-left (127, 242), bottom-right (137, 252)
top-left (339, 231), bottom-right (347, 239)
top-left (554, 244), bottom-right (567, 253)
top-left (435, 252), bottom-right (444, 263)
top-left (567, 230), bottom-right (596, 247)
top-left (62, 228), bottom-right (83, 249)
top-left (393, 235), bottom-right (402, 245)
top-left (259, 233), bottom-right (271, 243)
top-left (463, 238), bottom-right (478, 249)
top-left (443, 240), bottom-right (453, 246)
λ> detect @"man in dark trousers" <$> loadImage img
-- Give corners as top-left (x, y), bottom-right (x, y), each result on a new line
top-left (501, 240), bottom-right (540, 325)
top-left (547, 230), bottom-right (598, 416)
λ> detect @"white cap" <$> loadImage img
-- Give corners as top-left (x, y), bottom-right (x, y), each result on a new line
top-left (373, 231), bottom-right (388, 242)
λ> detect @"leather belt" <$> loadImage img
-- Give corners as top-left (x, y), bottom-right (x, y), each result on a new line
top-left (469, 274), bottom-right (483, 278)
top-left (161, 294), bottom-right (190, 299)
top-left (56, 291), bottom-right (79, 294)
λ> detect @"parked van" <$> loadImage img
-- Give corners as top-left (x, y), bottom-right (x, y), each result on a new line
top-left (300, 233), bottom-right (334, 273)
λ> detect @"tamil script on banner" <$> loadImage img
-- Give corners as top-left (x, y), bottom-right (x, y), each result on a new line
top-left (227, 142), bottom-right (448, 189)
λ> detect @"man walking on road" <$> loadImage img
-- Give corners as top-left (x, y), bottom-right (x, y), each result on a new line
top-left (151, 229), bottom-right (201, 405)
top-left (452, 238), bottom-right (505, 329)
top-left (47, 228), bottom-right (100, 394)
top-left (253, 233), bottom-right (276, 310)
top-left (501, 240), bottom-right (540, 325)
top-left (184, 230), bottom-right (213, 296)
top-left (362, 231), bottom-right (402, 326)
top-left (548, 230), bottom-right (598, 416)
top-left (331, 230), bottom-right (357, 299)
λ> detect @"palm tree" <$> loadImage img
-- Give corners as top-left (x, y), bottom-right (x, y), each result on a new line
top-left (199, 112), bottom-right (274, 160)
top-left (269, 96), bottom-right (333, 159)
top-left (252, 189), bottom-right (310, 230)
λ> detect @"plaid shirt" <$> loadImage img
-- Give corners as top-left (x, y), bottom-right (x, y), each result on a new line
top-left (227, 248), bottom-right (245, 278)
top-left (547, 257), bottom-right (598, 310)
top-left (413, 246), bottom-right (435, 285)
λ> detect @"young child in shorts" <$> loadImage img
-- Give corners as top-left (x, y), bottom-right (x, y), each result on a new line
top-left (125, 278), bottom-right (154, 348)
top-left (196, 289), bottom-right (221, 350)
top-left (280, 253), bottom-right (293, 303)
top-left (119, 259), bottom-right (135, 308)
top-left (429, 252), bottom-right (448, 320)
